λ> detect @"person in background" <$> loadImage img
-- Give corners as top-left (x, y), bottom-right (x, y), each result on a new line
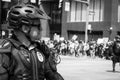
top-left (109, 35), bottom-right (120, 72)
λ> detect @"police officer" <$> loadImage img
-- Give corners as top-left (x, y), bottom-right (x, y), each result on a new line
top-left (0, 3), bottom-right (64, 80)
top-left (110, 35), bottom-right (120, 72)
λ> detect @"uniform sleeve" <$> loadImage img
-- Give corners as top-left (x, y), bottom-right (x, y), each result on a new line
top-left (45, 70), bottom-right (64, 80)
top-left (0, 39), bottom-right (12, 80)
top-left (0, 53), bottom-right (10, 80)
top-left (37, 42), bottom-right (50, 58)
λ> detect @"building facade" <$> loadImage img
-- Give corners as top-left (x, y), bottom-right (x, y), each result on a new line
top-left (61, 0), bottom-right (120, 41)
top-left (1, 0), bottom-right (120, 41)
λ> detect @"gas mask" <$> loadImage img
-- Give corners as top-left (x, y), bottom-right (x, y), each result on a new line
top-left (22, 24), bottom-right (41, 41)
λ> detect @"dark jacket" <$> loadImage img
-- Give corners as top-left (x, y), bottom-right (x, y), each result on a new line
top-left (0, 39), bottom-right (64, 80)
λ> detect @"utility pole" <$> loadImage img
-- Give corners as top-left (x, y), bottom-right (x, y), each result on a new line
top-left (74, 0), bottom-right (90, 43)
top-left (85, 0), bottom-right (90, 43)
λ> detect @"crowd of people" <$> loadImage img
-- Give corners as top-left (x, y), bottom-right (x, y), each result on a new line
top-left (42, 38), bottom-right (113, 59)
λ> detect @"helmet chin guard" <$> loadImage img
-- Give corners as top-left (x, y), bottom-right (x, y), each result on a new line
top-left (8, 4), bottom-right (50, 29)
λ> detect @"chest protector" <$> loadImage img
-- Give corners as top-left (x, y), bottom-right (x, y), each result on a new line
top-left (10, 40), bottom-right (45, 80)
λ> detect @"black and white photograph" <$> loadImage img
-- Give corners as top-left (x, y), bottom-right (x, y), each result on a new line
top-left (0, 0), bottom-right (120, 80)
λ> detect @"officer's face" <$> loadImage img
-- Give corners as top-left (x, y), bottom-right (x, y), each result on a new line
top-left (22, 24), bottom-right (42, 41)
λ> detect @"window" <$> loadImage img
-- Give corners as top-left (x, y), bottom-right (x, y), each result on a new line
top-left (67, 0), bottom-right (104, 22)
top-left (118, 0), bottom-right (120, 22)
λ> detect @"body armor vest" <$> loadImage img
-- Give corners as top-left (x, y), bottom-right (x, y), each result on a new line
top-left (0, 39), bottom-right (45, 80)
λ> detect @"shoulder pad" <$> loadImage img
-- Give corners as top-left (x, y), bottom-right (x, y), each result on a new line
top-left (0, 39), bottom-right (11, 53)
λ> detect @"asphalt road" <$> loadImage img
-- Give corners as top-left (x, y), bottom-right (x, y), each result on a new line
top-left (57, 56), bottom-right (120, 80)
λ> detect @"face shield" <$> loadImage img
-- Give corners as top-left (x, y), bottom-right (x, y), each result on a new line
top-left (7, 4), bottom-right (50, 42)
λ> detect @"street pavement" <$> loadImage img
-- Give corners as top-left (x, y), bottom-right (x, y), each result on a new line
top-left (57, 56), bottom-right (120, 80)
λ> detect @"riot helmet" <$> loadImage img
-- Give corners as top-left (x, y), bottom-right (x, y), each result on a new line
top-left (7, 4), bottom-right (50, 41)
top-left (8, 4), bottom-right (49, 28)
